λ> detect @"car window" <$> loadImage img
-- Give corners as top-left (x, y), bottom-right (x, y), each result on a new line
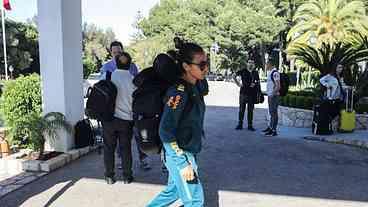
top-left (88, 74), bottom-right (100, 80)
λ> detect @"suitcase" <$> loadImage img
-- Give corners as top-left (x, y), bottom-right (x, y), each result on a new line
top-left (312, 103), bottom-right (333, 135)
top-left (339, 87), bottom-right (355, 132)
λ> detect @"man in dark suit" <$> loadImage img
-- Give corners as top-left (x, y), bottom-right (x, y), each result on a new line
top-left (233, 59), bottom-right (261, 131)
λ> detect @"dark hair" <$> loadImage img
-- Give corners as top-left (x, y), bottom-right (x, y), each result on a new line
top-left (110, 41), bottom-right (123, 51)
top-left (177, 42), bottom-right (204, 75)
top-left (166, 50), bottom-right (178, 60)
top-left (115, 52), bottom-right (132, 70)
top-left (267, 56), bottom-right (279, 67)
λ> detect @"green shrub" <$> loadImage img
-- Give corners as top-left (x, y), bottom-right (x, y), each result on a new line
top-left (282, 95), bottom-right (290, 106)
top-left (279, 96), bottom-right (285, 106)
top-left (0, 74), bottom-right (42, 147)
top-left (83, 56), bottom-right (98, 79)
top-left (305, 97), bottom-right (315, 110)
top-left (288, 95), bottom-right (297, 107)
top-left (295, 96), bottom-right (304, 108)
top-left (288, 90), bottom-right (315, 97)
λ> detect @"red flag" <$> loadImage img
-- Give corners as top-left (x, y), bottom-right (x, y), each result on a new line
top-left (3, 0), bottom-right (11, 10)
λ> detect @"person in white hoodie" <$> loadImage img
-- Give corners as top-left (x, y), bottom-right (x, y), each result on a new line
top-left (103, 52), bottom-right (136, 185)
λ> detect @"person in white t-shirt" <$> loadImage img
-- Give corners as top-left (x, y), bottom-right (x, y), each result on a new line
top-left (103, 52), bottom-right (136, 185)
top-left (262, 56), bottom-right (280, 137)
top-left (319, 66), bottom-right (345, 124)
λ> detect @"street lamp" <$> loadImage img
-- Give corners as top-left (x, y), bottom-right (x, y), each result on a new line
top-left (210, 42), bottom-right (219, 72)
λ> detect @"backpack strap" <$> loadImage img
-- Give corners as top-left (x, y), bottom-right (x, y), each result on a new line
top-left (106, 71), bottom-right (112, 81)
top-left (271, 70), bottom-right (278, 83)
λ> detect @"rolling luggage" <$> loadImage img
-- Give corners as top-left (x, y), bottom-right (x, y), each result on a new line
top-left (312, 102), bottom-right (333, 135)
top-left (339, 87), bottom-right (355, 132)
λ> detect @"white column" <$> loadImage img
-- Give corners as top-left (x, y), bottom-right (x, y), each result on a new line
top-left (38, 0), bottom-right (84, 152)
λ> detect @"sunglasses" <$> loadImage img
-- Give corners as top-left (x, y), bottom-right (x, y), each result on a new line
top-left (188, 61), bottom-right (209, 71)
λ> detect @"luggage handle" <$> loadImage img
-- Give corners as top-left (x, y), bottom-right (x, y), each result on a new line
top-left (345, 87), bottom-right (354, 112)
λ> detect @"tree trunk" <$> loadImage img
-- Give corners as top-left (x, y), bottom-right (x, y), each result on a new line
top-left (38, 137), bottom-right (46, 160)
top-left (296, 66), bottom-right (301, 88)
top-left (307, 67), bottom-right (312, 87)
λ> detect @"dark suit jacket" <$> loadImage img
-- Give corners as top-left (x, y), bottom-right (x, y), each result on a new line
top-left (236, 69), bottom-right (260, 97)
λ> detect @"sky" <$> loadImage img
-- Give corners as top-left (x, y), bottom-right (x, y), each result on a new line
top-left (5, 0), bottom-right (160, 45)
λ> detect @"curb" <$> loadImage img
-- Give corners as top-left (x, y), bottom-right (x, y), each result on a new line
top-left (303, 136), bottom-right (368, 150)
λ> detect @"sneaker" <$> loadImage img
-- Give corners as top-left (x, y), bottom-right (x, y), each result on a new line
top-left (105, 176), bottom-right (116, 185)
top-left (248, 126), bottom-right (256, 131)
top-left (264, 130), bottom-right (277, 137)
top-left (235, 124), bottom-right (243, 130)
top-left (262, 127), bottom-right (272, 133)
top-left (140, 158), bottom-right (152, 171)
top-left (122, 175), bottom-right (134, 184)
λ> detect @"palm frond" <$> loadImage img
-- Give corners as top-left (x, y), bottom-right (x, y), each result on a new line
top-left (42, 112), bottom-right (72, 140)
top-left (288, 40), bottom-right (368, 76)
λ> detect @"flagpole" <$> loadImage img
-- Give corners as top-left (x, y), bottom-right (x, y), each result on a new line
top-left (1, 4), bottom-right (8, 80)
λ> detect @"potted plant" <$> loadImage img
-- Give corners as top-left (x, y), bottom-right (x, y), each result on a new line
top-left (18, 112), bottom-right (72, 160)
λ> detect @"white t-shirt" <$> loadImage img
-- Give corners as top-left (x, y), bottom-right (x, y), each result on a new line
top-left (266, 68), bottom-right (280, 96)
top-left (109, 70), bottom-right (136, 121)
top-left (319, 74), bottom-right (342, 100)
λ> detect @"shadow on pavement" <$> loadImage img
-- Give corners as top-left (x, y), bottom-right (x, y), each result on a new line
top-left (1, 106), bottom-right (368, 207)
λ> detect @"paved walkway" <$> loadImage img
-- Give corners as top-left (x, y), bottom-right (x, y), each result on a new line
top-left (1, 81), bottom-right (368, 207)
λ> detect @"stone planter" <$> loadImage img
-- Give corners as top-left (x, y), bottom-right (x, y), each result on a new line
top-left (278, 106), bottom-right (314, 128)
top-left (0, 146), bottom-right (97, 176)
top-left (277, 106), bottom-right (368, 130)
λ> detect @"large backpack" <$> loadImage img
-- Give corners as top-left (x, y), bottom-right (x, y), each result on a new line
top-left (271, 70), bottom-right (290, 97)
top-left (85, 72), bottom-right (117, 121)
top-left (132, 54), bottom-right (191, 154)
top-left (74, 119), bottom-right (95, 148)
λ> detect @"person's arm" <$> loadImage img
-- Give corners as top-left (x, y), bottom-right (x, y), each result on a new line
top-left (159, 87), bottom-right (191, 170)
top-left (99, 60), bottom-right (115, 80)
top-left (319, 75), bottom-right (331, 87)
top-left (272, 72), bottom-right (281, 96)
top-left (255, 71), bottom-right (262, 92)
top-left (130, 63), bottom-right (139, 77)
top-left (233, 71), bottom-right (242, 87)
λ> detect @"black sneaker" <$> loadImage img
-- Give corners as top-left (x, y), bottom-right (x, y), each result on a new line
top-left (265, 130), bottom-right (277, 137)
top-left (105, 176), bottom-right (116, 185)
top-left (235, 124), bottom-right (243, 130)
top-left (262, 127), bottom-right (272, 133)
top-left (122, 176), bottom-right (134, 184)
top-left (248, 126), bottom-right (256, 131)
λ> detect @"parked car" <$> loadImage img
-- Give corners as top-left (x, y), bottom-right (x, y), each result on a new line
top-left (215, 74), bottom-right (224, 81)
top-left (83, 73), bottom-right (101, 98)
top-left (207, 73), bottom-right (216, 81)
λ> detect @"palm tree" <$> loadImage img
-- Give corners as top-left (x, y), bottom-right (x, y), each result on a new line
top-left (22, 112), bottom-right (72, 159)
top-left (287, 0), bottom-right (368, 48)
top-left (288, 42), bottom-right (368, 75)
top-left (347, 33), bottom-right (368, 49)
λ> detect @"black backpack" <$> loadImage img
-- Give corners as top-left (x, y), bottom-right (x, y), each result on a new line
top-left (272, 70), bottom-right (290, 97)
top-left (132, 54), bottom-right (192, 154)
top-left (85, 72), bottom-right (117, 121)
top-left (74, 119), bottom-right (95, 148)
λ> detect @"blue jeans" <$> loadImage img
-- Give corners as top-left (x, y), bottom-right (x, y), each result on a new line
top-left (147, 149), bottom-right (204, 207)
top-left (268, 95), bottom-right (279, 130)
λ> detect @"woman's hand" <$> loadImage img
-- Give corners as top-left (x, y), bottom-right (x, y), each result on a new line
top-left (181, 165), bottom-right (195, 181)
